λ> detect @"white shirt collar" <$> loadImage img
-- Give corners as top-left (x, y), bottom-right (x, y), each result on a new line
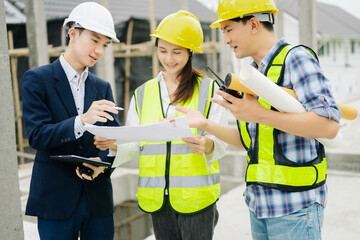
top-left (59, 54), bottom-right (89, 84)
top-left (157, 71), bottom-right (171, 101)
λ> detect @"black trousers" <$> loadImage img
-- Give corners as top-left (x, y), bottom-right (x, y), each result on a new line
top-left (150, 196), bottom-right (219, 240)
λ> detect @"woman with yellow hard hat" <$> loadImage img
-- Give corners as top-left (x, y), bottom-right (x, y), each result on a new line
top-left (95, 10), bottom-right (228, 239)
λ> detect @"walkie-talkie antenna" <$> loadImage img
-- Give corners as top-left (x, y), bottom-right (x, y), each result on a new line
top-left (206, 66), bottom-right (225, 85)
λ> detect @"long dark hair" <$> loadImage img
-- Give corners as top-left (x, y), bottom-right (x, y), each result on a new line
top-left (172, 54), bottom-right (202, 104)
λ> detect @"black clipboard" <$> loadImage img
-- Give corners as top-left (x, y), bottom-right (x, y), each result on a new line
top-left (50, 155), bottom-right (111, 168)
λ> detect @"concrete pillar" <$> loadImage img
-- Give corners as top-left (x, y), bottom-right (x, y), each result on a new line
top-left (0, 1), bottom-right (24, 239)
top-left (25, 0), bottom-right (49, 69)
top-left (93, 0), bottom-right (117, 103)
top-left (274, 0), bottom-right (284, 39)
top-left (176, 0), bottom-right (188, 11)
top-left (96, 50), bottom-right (117, 102)
top-left (298, 0), bottom-right (317, 49)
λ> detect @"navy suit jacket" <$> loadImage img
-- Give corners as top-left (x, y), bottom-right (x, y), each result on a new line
top-left (22, 59), bottom-right (120, 219)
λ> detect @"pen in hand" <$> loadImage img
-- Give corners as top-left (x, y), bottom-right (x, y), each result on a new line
top-left (113, 106), bottom-right (124, 111)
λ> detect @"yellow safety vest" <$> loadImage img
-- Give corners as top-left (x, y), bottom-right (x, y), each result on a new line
top-left (239, 44), bottom-right (327, 192)
top-left (134, 76), bottom-right (220, 213)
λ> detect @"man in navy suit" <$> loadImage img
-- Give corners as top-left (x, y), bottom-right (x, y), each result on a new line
top-left (22, 2), bottom-right (120, 239)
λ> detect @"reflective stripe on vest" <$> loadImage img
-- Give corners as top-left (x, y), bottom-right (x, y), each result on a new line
top-left (239, 44), bottom-right (327, 192)
top-left (140, 143), bottom-right (193, 155)
top-left (134, 76), bottom-right (220, 213)
top-left (138, 173), bottom-right (220, 188)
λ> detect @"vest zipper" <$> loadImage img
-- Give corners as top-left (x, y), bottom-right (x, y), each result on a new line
top-left (163, 99), bottom-right (172, 196)
top-left (164, 141), bottom-right (171, 195)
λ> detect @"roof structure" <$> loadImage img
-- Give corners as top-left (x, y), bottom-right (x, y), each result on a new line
top-left (5, 0), bottom-right (360, 37)
top-left (4, 0), bottom-right (26, 23)
top-left (278, 0), bottom-right (360, 37)
top-left (5, 0), bottom-right (215, 24)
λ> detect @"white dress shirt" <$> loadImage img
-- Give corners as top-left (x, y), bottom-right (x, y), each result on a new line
top-left (59, 54), bottom-right (89, 139)
top-left (114, 71), bottom-right (228, 168)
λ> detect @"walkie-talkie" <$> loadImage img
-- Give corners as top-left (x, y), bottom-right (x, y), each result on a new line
top-left (206, 66), bottom-right (243, 101)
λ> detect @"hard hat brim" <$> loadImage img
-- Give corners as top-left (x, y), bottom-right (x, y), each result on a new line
top-left (63, 20), bottom-right (120, 43)
top-left (210, 19), bottom-right (223, 29)
top-left (149, 33), bottom-right (203, 53)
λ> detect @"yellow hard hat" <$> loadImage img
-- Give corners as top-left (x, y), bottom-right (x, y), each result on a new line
top-left (210, 0), bottom-right (278, 28)
top-left (151, 10), bottom-right (203, 53)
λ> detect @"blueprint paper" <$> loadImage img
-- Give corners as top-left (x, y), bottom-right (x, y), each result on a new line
top-left (84, 116), bottom-right (195, 143)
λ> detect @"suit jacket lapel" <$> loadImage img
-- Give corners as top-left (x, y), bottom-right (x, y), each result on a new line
top-left (84, 74), bottom-right (97, 113)
top-left (53, 59), bottom-right (78, 117)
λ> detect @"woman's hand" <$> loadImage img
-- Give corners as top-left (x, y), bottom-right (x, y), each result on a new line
top-left (175, 106), bottom-right (207, 129)
top-left (94, 136), bottom-right (116, 151)
top-left (182, 136), bottom-right (214, 155)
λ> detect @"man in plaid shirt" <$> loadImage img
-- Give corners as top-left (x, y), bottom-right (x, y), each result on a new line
top-left (176, 0), bottom-right (341, 239)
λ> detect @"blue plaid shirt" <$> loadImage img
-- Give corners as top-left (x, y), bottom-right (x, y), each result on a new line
top-left (244, 38), bottom-right (341, 219)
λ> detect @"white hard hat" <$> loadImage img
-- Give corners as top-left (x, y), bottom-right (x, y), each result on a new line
top-left (63, 2), bottom-right (119, 43)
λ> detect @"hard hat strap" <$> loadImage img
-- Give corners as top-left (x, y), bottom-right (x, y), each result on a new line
top-left (245, 13), bottom-right (275, 24)
top-left (66, 22), bottom-right (85, 39)
top-left (69, 22), bottom-right (84, 30)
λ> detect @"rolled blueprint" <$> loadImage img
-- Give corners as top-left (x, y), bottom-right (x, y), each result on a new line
top-left (225, 72), bottom-right (358, 120)
top-left (337, 103), bottom-right (358, 120)
top-left (238, 65), bottom-right (342, 149)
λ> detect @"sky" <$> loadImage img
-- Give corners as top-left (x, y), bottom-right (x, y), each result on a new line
top-left (197, 0), bottom-right (360, 20)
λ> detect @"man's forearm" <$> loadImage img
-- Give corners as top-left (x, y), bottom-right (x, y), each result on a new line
top-left (202, 120), bottom-right (244, 149)
top-left (258, 110), bottom-right (339, 139)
